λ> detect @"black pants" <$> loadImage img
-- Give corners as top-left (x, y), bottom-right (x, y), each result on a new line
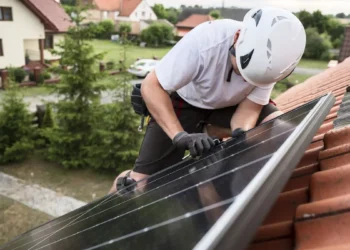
top-left (133, 93), bottom-right (279, 175)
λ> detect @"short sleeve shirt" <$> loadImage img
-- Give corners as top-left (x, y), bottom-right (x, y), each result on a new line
top-left (155, 19), bottom-right (274, 109)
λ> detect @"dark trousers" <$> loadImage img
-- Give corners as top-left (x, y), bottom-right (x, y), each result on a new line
top-left (133, 93), bottom-right (279, 175)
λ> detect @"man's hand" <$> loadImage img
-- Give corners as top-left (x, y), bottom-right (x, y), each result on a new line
top-left (173, 132), bottom-right (216, 158)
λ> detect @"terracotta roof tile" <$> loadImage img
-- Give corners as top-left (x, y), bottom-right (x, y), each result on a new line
top-left (176, 14), bottom-right (213, 28)
top-left (247, 238), bottom-right (293, 250)
top-left (253, 221), bottom-right (293, 242)
top-left (295, 212), bottom-right (350, 250)
top-left (94, 0), bottom-right (121, 11)
top-left (247, 53), bottom-right (350, 249)
top-left (93, 0), bottom-right (141, 16)
top-left (310, 165), bottom-right (350, 201)
top-left (23, 0), bottom-right (71, 32)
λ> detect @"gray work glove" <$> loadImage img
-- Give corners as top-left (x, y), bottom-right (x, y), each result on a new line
top-left (173, 132), bottom-right (216, 158)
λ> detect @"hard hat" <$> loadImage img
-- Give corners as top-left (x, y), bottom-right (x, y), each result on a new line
top-left (236, 7), bottom-right (306, 88)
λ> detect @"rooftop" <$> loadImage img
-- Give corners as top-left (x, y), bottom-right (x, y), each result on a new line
top-left (21, 0), bottom-right (71, 32)
top-left (176, 14), bottom-right (214, 28)
top-left (247, 57), bottom-right (350, 249)
top-left (92, 0), bottom-right (142, 16)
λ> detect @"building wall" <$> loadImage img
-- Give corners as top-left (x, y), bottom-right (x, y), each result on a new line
top-left (24, 39), bottom-right (40, 61)
top-left (0, 0), bottom-right (45, 68)
top-left (129, 1), bottom-right (157, 21)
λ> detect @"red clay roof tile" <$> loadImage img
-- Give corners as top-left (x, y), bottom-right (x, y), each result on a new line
top-left (295, 212), bottom-right (350, 250)
top-left (263, 188), bottom-right (309, 225)
top-left (93, 0), bottom-right (141, 16)
top-left (320, 151), bottom-right (350, 171)
top-left (176, 14), bottom-right (213, 28)
top-left (247, 238), bottom-right (293, 250)
top-left (253, 221), bottom-right (293, 242)
top-left (283, 175), bottom-right (311, 192)
top-left (339, 27), bottom-right (350, 62)
top-left (310, 165), bottom-right (350, 201)
top-left (22, 0), bottom-right (71, 32)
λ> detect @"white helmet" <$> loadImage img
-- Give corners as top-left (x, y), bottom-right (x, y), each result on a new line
top-left (236, 7), bottom-right (306, 88)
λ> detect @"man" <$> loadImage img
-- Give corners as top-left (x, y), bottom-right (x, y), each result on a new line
top-left (110, 7), bottom-right (306, 193)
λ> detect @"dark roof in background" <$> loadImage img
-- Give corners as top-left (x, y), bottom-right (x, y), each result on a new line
top-left (246, 58), bottom-right (350, 249)
top-left (21, 0), bottom-right (71, 32)
top-left (177, 7), bottom-right (250, 22)
top-left (339, 27), bottom-right (350, 62)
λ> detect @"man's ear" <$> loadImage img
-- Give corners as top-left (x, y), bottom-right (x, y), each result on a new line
top-left (234, 30), bottom-right (241, 43)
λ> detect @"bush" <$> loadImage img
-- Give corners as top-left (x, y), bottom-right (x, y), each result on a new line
top-left (43, 71), bottom-right (51, 80)
top-left (29, 72), bottom-right (35, 82)
top-left (8, 67), bottom-right (27, 83)
top-left (0, 82), bottom-right (34, 164)
top-left (141, 23), bottom-right (174, 47)
top-left (42, 104), bottom-right (55, 129)
top-left (106, 61), bottom-right (115, 70)
top-left (95, 20), bottom-right (115, 39)
top-left (209, 10), bottom-right (221, 19)
top-left (119, 23), bottom-right (131, 38)
top-left (36, 74), bottom-right (45, 84)
top-left (304, 28), bottom-right (332, 60)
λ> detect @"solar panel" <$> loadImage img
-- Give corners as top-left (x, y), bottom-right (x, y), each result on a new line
top-left (0, 94), bottom-right (334, 250)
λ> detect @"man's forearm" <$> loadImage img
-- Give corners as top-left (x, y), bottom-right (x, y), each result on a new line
top-left (230, 98), bottom-right (263, 132)
top-left (141, 71), bottom-right (184, 140)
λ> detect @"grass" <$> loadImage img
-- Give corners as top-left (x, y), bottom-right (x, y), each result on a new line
top-left (0, 195), bottom-right (53, 246)
top-left (19, 85), bottom-right (57, 97)
top-left (271, 73), bottom-right (313, 99)
top-left (298, 59), bottom-right (328, 69)
top-left (91, 40), bottom-right (171, 67)
top-left (0, 154), bottom-right (116, 203)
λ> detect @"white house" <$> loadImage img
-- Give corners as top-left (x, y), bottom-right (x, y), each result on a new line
top-left (84, 0), bottom-right (158, 35)
top-left (0, 0), bottom-right (71, 69)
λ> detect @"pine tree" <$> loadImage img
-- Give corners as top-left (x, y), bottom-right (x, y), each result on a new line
top-left (0, 81), bottom-right (34, 164)
top-left (45, 8), bottom-right (105, 169)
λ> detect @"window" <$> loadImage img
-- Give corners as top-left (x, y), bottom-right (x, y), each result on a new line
top-left (135, 12), bottom-right (138, 17)
top-left (114, 11), bottom-right (119, 20)
top-left (45, 35), bottom-right (54, 49)
top-left (142, 11), bottom-right (145, 17)
top-left (0, 39), bottom-right (3, 56)
top-left (103, 11), bottom-right (108, 19)
top-left (0, 7), bottom-right (13, 21)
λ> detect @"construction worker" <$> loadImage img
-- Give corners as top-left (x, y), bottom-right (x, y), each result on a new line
top-left (110, 7), bottom-right (306, 194)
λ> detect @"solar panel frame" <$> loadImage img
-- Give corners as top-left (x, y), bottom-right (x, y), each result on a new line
top-left (194, 93), bottom-right (335, 250)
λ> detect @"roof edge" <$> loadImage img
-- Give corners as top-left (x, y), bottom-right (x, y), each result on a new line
top-left (20, 0), bottom-right (59, 32)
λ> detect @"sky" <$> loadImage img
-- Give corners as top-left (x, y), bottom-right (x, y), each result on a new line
top-left (146, 0), bottom-right (350, 15)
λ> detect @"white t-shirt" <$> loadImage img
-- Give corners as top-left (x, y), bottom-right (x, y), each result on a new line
top-left (155, 19), bottom-right (275, 110)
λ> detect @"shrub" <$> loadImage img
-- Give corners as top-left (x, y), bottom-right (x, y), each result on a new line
top-left (8, 67), bottom-right (27, 83)
top-left (304, 28), bottom-right (332, 60)
top-left (141, 23), bottom-right (174, 47)
top-left (106, 61), bottom-right (115, 70)
top-left (0, 82), bottom-right (34, 164)
top-left (29, 72), bottom-right (35, 82)
top-left (42, 104), bottom-right (55, 129)
top-left (95, 20), bottom-right (115, 39)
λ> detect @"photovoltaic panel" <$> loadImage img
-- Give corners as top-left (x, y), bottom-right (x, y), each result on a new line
top-left (0, 96), bottom-right (332, 250)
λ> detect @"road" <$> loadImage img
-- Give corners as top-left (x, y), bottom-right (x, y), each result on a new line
top-left (0, 79), bottom-right (142, 113)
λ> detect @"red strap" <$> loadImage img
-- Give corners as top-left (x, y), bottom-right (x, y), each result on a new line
top-left (269, 99), bottom-right (276, 106)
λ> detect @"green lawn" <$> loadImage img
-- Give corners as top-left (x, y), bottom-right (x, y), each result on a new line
top-left (272, 73), bottom-right (313, 99)
top-left (0, 195), bottom-right (53, 246)
top-left (298, 59), bottom-right (328, 69)
top-left (0, 154), bottom-right (115, 203)
top-left (91, 40), bottom-right (171, 67)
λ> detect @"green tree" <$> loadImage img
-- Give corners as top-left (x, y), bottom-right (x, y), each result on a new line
top-left (152, 4), bottom-right (168, 19)
top-left (45, 8), bottom-right (105, 169)
top-left (119, 23), bottom-right (132, 39)
top-left (61, 0), bottom-right (76, 6)
top-left (42, 104), bottom-right (55, 129)
top-left (336, 13), bottom-right (346, 18)
top-left (141, 23), bottom-right (174, 47)
top-left (209, 10), bottom-right (221, 19)
top-left (95, 20), bottom-right (115, 39)
top-left (297, 10), bottom-right (314, 29)
top-left (0, 81), bottom-right (33, 164)
top-left (304, 27), bottom-right (332, 60)
top-left (327, 18), bottom-right (345, 47)
top-left (312, 10), bottom-right (330, 34)
top-left (166, 7), bottom-right (180, 24)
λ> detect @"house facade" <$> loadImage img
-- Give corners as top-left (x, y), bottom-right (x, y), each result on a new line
top-left (84, 0), bottom-right (157, 35)
top-left (0, 0), bottom-right (71, 69)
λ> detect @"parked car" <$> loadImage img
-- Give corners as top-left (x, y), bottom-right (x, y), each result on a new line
top-left (128, 59), bottom-right (159, 78)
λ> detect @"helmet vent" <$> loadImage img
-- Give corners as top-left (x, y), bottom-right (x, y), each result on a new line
top-left (267, 39), bottom-right (272, 50)
top-left (267, 51), bottom-right (271, 59)
top-left (240, 49), bottom-right (255, 70)
top-left (271, 18), bottom-right (277, 27)
top-left (252, 9), bottom-right (262, 26)
top-left (277, 16), bottom-right (287, 21)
